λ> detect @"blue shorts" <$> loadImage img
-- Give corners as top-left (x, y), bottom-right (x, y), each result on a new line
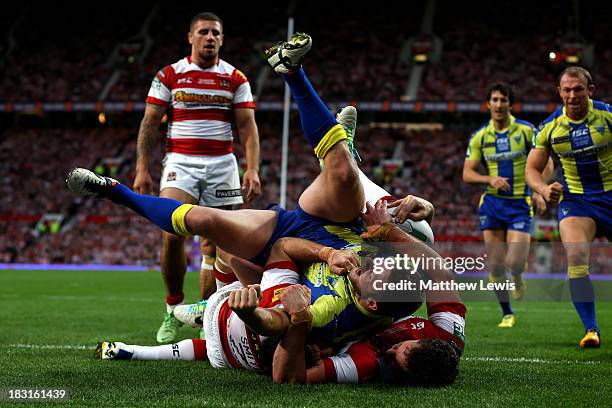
top-left (558, 191), bottom-right (612, 239)
top-left (478, 194), bottom-right (533, 233)
top-left (250, 204), bottom-right (364, 266)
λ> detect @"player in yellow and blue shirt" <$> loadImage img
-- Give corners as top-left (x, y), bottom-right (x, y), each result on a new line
top-left (464, 83), bottom-right (551, 328)
top-left (526, 67), bottom-right (610, 348)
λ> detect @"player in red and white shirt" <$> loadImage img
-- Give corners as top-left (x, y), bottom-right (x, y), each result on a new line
top-left (133, 12), bottom-right (261, 344)
top-left (308, 301), bottom-right (465, 385)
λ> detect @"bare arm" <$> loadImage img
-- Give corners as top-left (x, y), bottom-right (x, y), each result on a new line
top-left (227, 285), bottom-right (289, 337)
top-left (234, 108), bottom-right (261, 203)
top-left (526, 148), bottom-right (562, 204)
top-left (272, 285), bottom-right (312, 384)
top-left (134, 103), bottom-right (166, 194)
top-left (463, 159), bottom-right (510, 191)
top-left (361, 201), bottom-right (460, 303)
top-left (268, 237), bottom-right (360, 275)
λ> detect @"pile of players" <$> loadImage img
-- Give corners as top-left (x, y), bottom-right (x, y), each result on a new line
top-left (67, 29), bottom-right (466, 386)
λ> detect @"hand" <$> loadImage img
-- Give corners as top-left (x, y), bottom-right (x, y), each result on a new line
top-left (360, 200), bottom-right (392, 228)
top-left (541, 182), bottom-right (563, 206)
top-left (327, 249), bottom-right (360, 276)
top-left (387, 195), bottom-right (434, 223)
top-left (489, 176), bottom-right (511, 192)
top-left (279, 284), bottom-right (312, 324)
top-left (228, 284), bottom-right (262, 318)
top-left (133, 170), bottom-right (154, 195)
top-left (531, 192), bottom-right (547, 216)
top-left (242, 169), bottom-right (262, 203)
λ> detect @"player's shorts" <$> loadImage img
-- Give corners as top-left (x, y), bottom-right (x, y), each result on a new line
top-left (478, 194), bottom-right (533, 233)
top-left (204, 262), bottom-right (299, 370)
top-left (558, 191), bottom-right (612, 239)
top-left (250, 204), bottom-right (363, 266)
top-left (160, 152), bottom-right (243, 207)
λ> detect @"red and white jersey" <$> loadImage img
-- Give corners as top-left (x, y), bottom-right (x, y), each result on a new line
top-left (216, 262), bottom-right (298, 372)
top-left (146, 57), bottom-right (256, 156)
top-left (322, 302), bottom-right (466, 384)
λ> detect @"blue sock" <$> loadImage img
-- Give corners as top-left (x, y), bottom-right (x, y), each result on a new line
top-left (493, 289), bottom-right (513, 316)
top-left (283, 68), bottom-right (338, 149)
top-left (108, 183), bottom-right (182, 234)
top-left (569, 276), bottom-right (598, 331)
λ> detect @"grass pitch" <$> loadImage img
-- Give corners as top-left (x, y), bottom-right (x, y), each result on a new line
top-left (1, 269), bottom-right (611, 407)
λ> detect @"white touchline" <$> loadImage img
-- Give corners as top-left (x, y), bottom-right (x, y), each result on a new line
top-left (464, 356), bottom-right (601, 365)
top-left (8, 344), bottom-right (90, 350)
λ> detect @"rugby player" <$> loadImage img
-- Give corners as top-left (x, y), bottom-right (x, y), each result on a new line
top-left (525, 66), bottom-right (611, 348)
top-left (463, 83), bottom-right (552, 328)
top-left (96, 202), bottom-right (463, 387)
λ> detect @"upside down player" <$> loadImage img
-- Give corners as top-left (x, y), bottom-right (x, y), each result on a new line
top-left (66, 32), bottom-right (434, 279)
top-left (272, 203), bottom-right (465, 386)
top-left (96, 202), bottom-right (463, 387)
top-left (463, 83), bottom-right (552, 328)
top-left (526, 67), bottom-right (611, 348)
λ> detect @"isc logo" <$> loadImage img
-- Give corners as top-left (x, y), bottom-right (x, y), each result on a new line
top-left (570, 128), bottom-right (590, 138)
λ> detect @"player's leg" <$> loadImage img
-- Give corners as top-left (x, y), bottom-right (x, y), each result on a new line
top-left (66, 168), bottom-right (277, 259)
top-left (505, 231), bottom-right (531, 300)
top-left (559, 216), bottom-right (600, 347)
top-left (95, 339), bottom-right (207, 361)
top-left (266, 34), bottom-right (363, 222)
top-left (483, 229), bottom-right (514, 327)
top-left (157, 187), bottom-right (199, 343)
top-left (199, 237), bottom-right (216, 299)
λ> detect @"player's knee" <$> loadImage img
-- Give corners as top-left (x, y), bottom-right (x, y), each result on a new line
top-left (565, 249), bottom-right (588, 267)
top-left (200, 239), bottom-right (215, 257)
top-left (328, 157), bottom-right (359, 188)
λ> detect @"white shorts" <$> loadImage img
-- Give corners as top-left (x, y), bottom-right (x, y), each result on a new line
top-left (204, 263), bottom-right (300, 370)
top-left (160, 152), bottom-right (243, 207)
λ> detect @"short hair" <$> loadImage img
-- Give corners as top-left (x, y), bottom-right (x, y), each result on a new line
top-left (190, 12), bottom-right (223, 32)
top-left (399, 339), bottom-right (460, 386)
top-left (559, 66), bottom-right (593, 87)
top-left (486, 82), bottom-right (515, 105)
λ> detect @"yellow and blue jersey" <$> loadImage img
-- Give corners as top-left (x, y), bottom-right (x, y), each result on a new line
top-left (300, 253), bottom-right (392, 346)
top-left (467, 115), bottom-right (536, 198)
top-left (534, 99), bottom-right (612, 195)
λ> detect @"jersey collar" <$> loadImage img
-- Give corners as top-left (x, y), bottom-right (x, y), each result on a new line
top-left (562, 98), bottom-right (593, 125)
top-left (487, 114), bottom-right (516, 135)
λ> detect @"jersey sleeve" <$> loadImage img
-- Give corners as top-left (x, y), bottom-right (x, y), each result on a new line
top-left (231, 69), bottom-right (256, 109)
top-left (466, 132), bottom-right (482, 161)
top-left (426, 302), bottom-right (466, 354)
top-left (533, 124), bottom-right (550, 150)
top-left (323, 341), bottom-right (379, 384)
top-left (146, 66), bottom-right (174, 106)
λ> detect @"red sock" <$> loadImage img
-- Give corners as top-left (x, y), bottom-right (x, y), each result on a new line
top-left (192, 339), bottom-right (208, 361)
top-left (166, 292), bottom-right (184, 306)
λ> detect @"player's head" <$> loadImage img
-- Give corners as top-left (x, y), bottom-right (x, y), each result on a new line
top-left (385, 339), bottom-right (459, 387)
top-left (188, 12), bottom-right (224, 64)
top-left (348, 255), bottom-right (423, 318)
top-left (557, 66), bottom-right (594, 120)
top-left (486, 82), bottom-right (514, 122)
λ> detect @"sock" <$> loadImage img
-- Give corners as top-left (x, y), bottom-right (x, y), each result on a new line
top-left (569, 276), bottom-right (598, 331)
top-left (494, 289), bottom-right (513, 316)
top-left (166, 292), bottom-right (184, 313)
top-left (490, 272), bottom-right (512, 316)
top-left (214, 256), bottom-right (237, 289)
top-left (130, 339), bottom-right (204, 361)
top-left (283, 68), bottom-right (344, 156)
top-left (108, 183), bottom-right (183, 234)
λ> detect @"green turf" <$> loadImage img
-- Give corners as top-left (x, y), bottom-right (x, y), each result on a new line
top-left (1, 270), bottom-right (611, 407)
